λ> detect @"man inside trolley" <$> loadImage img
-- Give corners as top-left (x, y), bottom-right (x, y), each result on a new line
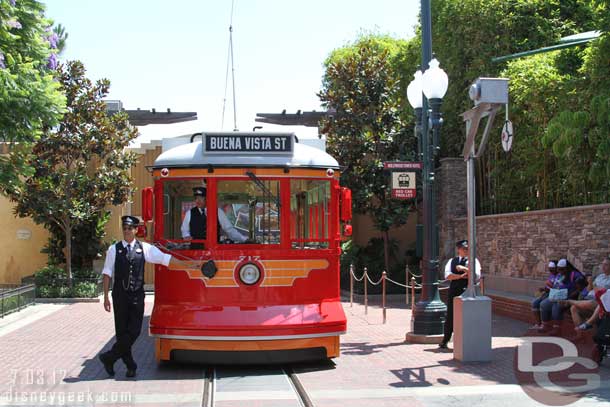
top-left (181, 186), bottom-right (247, 247)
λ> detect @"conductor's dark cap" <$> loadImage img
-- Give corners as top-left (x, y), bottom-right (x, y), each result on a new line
top-left (193, 187), bottom-right (207, 197)
top-left (121, 216), bottom-right (139, 227)
top-left (456, 239), bottom-right (469, 248)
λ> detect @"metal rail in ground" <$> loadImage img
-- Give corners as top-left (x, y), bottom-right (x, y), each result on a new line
top-left (201, 366), bottom-right (313, 407)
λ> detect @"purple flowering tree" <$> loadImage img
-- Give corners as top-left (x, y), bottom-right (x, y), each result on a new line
top-left (0, 0), bottom-right (66, 187)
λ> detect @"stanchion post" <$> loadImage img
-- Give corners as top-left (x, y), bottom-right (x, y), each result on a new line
top-left (411, 277), bottom-right (416, 313)
top-left (406, 265), bottom-right (410, 305)
top-left (364, 267), bottom-right (368, 315)
top-left (382, 270), bottom-right (387, 324)
top-left (480, 276), bottom-right (485, 295)
top-left (350, 264), bottom-right (354, 308)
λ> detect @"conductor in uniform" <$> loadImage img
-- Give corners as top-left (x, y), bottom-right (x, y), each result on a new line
top-left (439, 239), bottom-right (481, 349)
top-left (98, 215), bottom-right (197, 378)
top-left (181, 187), bottom-right (246, 246)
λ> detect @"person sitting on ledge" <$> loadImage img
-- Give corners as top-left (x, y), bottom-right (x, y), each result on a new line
top-left (531, 260), bottom-right (558, 329)
top-left (538, 258), bottom-right (583, 335)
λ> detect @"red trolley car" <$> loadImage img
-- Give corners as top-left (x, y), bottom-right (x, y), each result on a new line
top-left (141, 132), bottom-right (352, 364)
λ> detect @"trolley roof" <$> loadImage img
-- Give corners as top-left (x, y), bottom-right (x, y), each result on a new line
top-left (153, 132), bottom-right (340, 169)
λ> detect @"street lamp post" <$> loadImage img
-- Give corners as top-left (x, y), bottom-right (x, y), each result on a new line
top-left (404, 0), bottom-right (449, 341)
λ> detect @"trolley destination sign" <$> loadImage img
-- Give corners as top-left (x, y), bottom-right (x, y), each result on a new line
top-left (204, 133), bottom-right (293, 154)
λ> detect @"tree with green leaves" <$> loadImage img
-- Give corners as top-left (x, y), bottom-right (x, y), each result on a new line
top-left (319, 35), bottom-right (418, 275)
top-left (4, 61), bottom-right (138, 282)
top-left (0, 0), bottom-right (66, 185)
top-left (419, 0), bottom-right (605, 214)
top-left (430, 0), bottom-right (596, 158)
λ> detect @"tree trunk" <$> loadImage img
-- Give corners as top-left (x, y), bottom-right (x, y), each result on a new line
top-left (383, 230), bottom-right (390, 277)
top-left (65, 226), bottom-right (73, 287)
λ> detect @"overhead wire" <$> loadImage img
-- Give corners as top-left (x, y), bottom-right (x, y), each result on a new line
top-left (221, 0), bottom-right (238, 131)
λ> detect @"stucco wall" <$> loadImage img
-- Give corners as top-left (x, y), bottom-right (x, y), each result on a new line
top-left (352, 211), bottom-right (418, 264)
top-left (0, 196), bottom-right (49, 283)
top-left (0, 147), bottom-right (161, 284)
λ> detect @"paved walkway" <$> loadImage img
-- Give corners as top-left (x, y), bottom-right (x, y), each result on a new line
top-left (0, 296), bottom-right (608, 406)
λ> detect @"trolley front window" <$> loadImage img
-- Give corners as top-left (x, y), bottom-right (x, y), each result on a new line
top-left (290, 180), bottom-right (330, 249)
top-left (217, 179), bottom-right (280, 245)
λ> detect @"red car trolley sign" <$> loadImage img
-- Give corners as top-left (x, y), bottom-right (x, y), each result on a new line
top-left (384, 162), bottom-right (421, 199)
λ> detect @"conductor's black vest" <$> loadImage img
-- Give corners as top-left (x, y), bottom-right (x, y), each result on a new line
top-left (188, 207), bottom-right (225, 242)
top-left (449, 256), bottom-right (468, 295)
top-left (113, 241), bottom-right (145, 292)
top-left (189, 207), bottom-right (207, 239)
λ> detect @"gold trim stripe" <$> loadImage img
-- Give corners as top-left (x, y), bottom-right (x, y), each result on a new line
top-left (179, 258), bottom-right (329, 288)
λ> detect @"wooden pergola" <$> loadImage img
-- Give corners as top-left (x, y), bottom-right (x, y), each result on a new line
top-left (126, 108), bottom-right (197, 126)
top-left (105, 101), bottom-right (197, 126)
top-left (255, 110), bottom-right (331, 128)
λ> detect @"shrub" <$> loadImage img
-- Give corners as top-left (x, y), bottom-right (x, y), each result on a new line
top-left (34, 265), bottom-right (65, 287)
top-left (34, 265), bottom-right (100, 298)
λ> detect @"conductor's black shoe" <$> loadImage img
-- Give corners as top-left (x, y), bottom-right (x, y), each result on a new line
top-left (126, 369), bottom-right (137, 378)
top-left (99, 353), bottom-right (115, 376)
top-left (438, 342), bottom-right (448, 349)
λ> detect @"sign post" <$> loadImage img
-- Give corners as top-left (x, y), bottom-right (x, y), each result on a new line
top-left (454, 77), bottom-right (509, 362)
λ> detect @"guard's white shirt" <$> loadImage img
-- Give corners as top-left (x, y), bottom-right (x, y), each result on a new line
top-left (180, 207), bottom-right (246, 242)
top-left (444, 257), bottom-right (481, 279)
top-left (594, 273), bottom-right (610, 289)
top-left (102, 240), bottom-right (171, 278)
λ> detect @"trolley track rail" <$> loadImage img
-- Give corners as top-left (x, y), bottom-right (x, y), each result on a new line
top-left (201, 365), bottom-right (314, 407)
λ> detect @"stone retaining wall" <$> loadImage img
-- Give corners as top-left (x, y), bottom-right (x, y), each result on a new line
top-left (438, 158), bottom-right (610, 290)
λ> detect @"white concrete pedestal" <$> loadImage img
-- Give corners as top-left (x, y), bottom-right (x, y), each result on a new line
top-left (454, 296), bottom-right (492, 362)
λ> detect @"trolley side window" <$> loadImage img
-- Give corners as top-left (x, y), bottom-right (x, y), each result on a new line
top-left (290, 180), bottom-right (330, 249)
top-left (217, 180), bottom-right (280, 244)
top-left (162, 180), bottom-right (207, 241)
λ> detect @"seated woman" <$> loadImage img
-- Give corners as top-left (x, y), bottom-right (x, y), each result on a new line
top-left (531, 261), bottom-right (558, 329)
top-left (539, 258), bottom-right (583, 334)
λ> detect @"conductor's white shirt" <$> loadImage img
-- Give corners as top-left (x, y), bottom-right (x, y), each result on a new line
top-left (102, 240), bottom-right (171, 278)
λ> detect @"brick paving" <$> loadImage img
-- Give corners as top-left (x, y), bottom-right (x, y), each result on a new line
top-left (0, 296), bottom-right (608, 406)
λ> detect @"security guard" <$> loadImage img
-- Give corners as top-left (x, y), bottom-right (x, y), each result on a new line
top-left (180, 187), bottom-right (246, 246)
top-left (99, 216), bottom-right (196, 378)
top-left (439, 239), bottom-right (481, 349)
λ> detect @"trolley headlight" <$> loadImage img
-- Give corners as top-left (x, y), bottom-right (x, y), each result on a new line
top-left (239, 263), bottom-right (261, 285)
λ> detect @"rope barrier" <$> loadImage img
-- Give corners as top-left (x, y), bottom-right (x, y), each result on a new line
top-left (348, 263), bottom-right (486, 322)
top-left (385, 277), bottom-right (407, 288)
top-left (365, 273), bottom-right (384, 286)
top-left (350, 267), bottom-right (366, 282)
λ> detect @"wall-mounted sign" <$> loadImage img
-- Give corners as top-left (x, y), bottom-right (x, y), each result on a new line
top-left (16, 229), bottom-right (32, 240)
top-left (204, 133), bottom-right (293, 154)
top-left (391, 172), bottom-right (416, 199)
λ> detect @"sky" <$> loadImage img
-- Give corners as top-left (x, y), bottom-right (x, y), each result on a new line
top-left (43, 0), bottom-right (420, 143)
